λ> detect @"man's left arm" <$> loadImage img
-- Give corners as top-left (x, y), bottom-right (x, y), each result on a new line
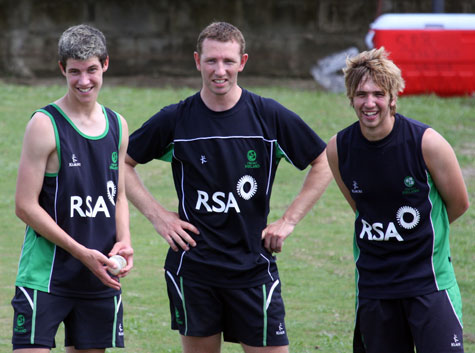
top-left (262, 149), bottom-right (333, 253)
top-left (422, 128), bottom-right (469, 223)
top-left (110, 115), bottom-right (134, 277)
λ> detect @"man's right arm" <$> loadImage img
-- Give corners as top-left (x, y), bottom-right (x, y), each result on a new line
top-left (15, 112), bottom-right (121, 290)
top-left (326, 135), bottom-right (356, 213)
top-left (124, 154), bottom-right (199, 251)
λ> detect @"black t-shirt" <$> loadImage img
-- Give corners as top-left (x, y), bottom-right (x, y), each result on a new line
top-left (128, 89), bottom-right (326, 287)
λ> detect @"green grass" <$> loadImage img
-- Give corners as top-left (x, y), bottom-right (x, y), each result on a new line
top-left (0, 80), bottom-right (473, 352)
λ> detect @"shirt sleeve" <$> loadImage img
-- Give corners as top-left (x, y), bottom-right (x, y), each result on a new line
top-left (127, 104), bottom-right (178, 164)
top-left (266, 97), bottom-right (326, 170)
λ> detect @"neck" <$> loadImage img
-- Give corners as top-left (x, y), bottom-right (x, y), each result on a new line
top-left (57, 93), bottom-right (98, 119)
top-left (200, 86), bottom-right (242, 112)
top-left (361, 114), bottom-right (396, 141)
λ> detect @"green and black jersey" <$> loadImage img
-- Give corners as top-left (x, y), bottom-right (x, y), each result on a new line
top-left (337, 114), bottom-right (458, 299)
top-left (128, 89), bottom-right (326, 288)
top-left (16, 104), bottom-right (122, 298)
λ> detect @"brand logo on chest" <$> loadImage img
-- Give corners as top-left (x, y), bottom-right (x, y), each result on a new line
top-left (195, 175), bottom-right (258, 213)
top-left (69, 180), bottom-right (116, 218)
top-left (69, 154), bottom-right (81, 167)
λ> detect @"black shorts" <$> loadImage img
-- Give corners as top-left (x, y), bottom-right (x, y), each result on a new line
top-left (165, 270), bottom-right (289, 347)
top-left (354, 285), bottom-right (464, 353)
top-left (11, 286), bottom-right (124, 350)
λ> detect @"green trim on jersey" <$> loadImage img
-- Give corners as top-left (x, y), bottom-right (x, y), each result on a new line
top-left (36, 108), bottom-right (61, 177)
top-left (114, 110), bottom-right (123, 150)
top-left (427, 172), bottom-right (454, 289)
top-left (51, 103), bottom-right (110, 140)
top-left (15, 227), bottom-right (56, 293)
top-left (159, 143), bottom-right (175, 162)
top-left (274, 141), bottom-right (290, 163)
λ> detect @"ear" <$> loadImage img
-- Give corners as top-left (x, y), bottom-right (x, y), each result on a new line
top-left (239, 53), bottom-right (249, 72)
top-left (102, 56), bottom-right (109, 72)
top-left (194, 51), bottom-right (201, 71)
top-left (58, 61), bottom-right (66, 76)
top-left (390, 96), bottom-right (397, 107)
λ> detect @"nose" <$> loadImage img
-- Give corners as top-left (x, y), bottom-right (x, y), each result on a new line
top-left (215, 61), bottom-right (226, 76)
top-left (78, 72), bottom-right (90, 86)
top-left (364, 95), bottom-right (377, 107)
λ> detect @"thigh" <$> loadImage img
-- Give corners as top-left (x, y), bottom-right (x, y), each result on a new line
top-left (165, 270), bottom-right (223, 337)
top-left (12, 286), bottom-right (72, 349)
top-left (356, 297), bottom-right (414, 353)
top-left (64, 294), bottom-right (124, 350)
top-left (406, 288), bottom-right (464, 353)
top-left (241, 342), bottom-right (289, 353)
top-left (222, 279), bottom-right (289, 348)
top-left (65, 348), bottom-right (105, 353)
top-left (181, 333), bottom-right (221, 353)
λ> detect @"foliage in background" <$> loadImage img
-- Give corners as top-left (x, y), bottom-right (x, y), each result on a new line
top-left (0, 82), bottom-right (473, 352)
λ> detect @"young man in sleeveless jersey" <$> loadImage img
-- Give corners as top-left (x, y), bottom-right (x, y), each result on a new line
top-left (12, 24), bottom-right (133, 353)
top-left (326, 47), bottom-right (469, 353)
top-left (125, 22), bottom-right (333, 353)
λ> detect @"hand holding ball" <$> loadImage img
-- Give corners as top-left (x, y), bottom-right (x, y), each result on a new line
top-left (108, 255), bottom-right (127, 275)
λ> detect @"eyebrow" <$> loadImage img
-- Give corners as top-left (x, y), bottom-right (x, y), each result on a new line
top-left (355, 89), bottom-right (385, 95)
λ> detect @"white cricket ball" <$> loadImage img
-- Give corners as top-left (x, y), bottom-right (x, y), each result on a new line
top-left (108, 255), bottom-right (127, 275)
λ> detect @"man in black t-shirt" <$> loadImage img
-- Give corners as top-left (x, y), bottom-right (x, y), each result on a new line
top-left (126, 21), bottom-right (332, 353)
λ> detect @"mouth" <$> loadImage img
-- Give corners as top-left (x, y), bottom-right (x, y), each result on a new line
top-left (213, 79), bottom-right (227, 85)
top-left (362, 111), bottom-right (378, 118)
top-left (77, 87), bottom-right (93, 93)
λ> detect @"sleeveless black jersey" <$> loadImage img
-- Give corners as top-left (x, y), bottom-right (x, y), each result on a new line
top-left (128, 89), bottom-right (326, 288)
top-left (337, 114), bottom-right (457, 299)
top-left (16, 103), bottom-right (122, 298)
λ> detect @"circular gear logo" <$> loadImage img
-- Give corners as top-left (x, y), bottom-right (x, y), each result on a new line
top-left (107, 180), bottom-right (117, 205)
top-left (236, 175), bottom-right (258, 200)
top-left (396, 206), bottom-right (420, 229)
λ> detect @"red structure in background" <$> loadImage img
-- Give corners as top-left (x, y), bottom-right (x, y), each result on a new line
top-left (366, 13), bottom-right (475, 96)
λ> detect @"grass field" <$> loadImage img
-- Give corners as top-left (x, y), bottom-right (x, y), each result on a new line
top-left (0, 80), bottom-right (473, 352)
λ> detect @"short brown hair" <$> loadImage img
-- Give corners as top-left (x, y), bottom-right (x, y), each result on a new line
top-left (58, 24), bottom-right (108, 69)
top-left (343, 47), bottom-right (405, 115)
top-left (196, 22), bottom-right (246, 56)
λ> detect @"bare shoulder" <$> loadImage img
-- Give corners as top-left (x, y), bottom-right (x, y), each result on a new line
top-left (118, 113), bottom-right (129, 131)
top-left (326, 135), bottom-right (338, 161)
top-left (421, 128), bottom-right (454, 162)
top-left (117, 113), bottom-right (129, 147)
top-left (23, 111), bottom-right (57, 154)
top-left (27, 111), bottom-right (55, 136)
top-left (422, 127), bottom-right (453, 147)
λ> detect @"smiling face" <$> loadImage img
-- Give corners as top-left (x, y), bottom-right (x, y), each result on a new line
top-left (352, 75), bottom-right (396, 141)
top-left (60, 56), bottom-right (109, 105)
top-left (194, 38), bottom-right (248, 103)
